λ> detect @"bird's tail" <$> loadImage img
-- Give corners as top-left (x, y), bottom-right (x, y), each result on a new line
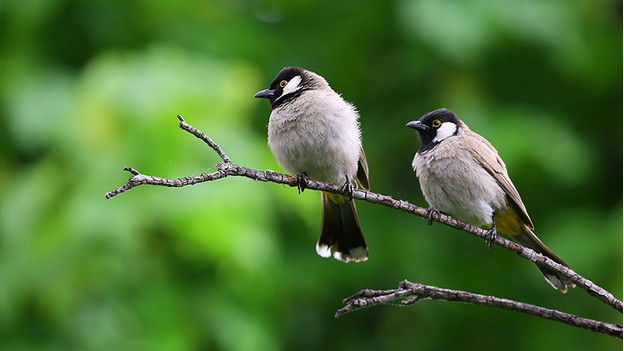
top-left (316, 192), bottom-right (368, 262)
top-left (514, 226), bottom-right (575, 293)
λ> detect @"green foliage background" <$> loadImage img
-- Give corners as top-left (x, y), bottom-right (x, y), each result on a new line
top-left (1, 0), bottom-right (622, 350)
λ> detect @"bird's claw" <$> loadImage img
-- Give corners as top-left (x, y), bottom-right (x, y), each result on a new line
top-left (295, 174), bottom-right (307, 194)
top-left (427, 207), bottom-right (441, 226)
top-left (485, 225), bottom-right (497, 250)
top-left (341, 176), bottom-right (354, 201)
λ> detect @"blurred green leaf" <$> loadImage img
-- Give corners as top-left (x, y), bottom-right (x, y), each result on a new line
top-left (0, 0), bottom-right (621, 350)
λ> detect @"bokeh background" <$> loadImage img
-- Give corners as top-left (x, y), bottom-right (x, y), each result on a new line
top-left (1, 0), bottom-right (622, 350)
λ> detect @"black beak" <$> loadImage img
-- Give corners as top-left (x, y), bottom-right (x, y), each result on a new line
top-left (254, 89), bottom-right (276, 99)
top-left (406, 120), bottom-right (428, 132)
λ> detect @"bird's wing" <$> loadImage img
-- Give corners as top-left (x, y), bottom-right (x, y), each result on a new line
top-left (464, 130), bottom-right (534, 229)
top-left (356, 145), bottom-right (370, 191)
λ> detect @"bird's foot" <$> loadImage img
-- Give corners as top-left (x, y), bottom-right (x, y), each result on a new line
top-left (485, 225), bottom-right (497, 250)
top-left (426, 207), bottom-right (441, 226)
top-left (340, 176), bottom-right (354, 201)
top-left (295, 174), bottom-right (307, 194)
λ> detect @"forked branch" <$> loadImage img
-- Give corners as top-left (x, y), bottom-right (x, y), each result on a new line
top-left (105, 115), bottom-right (623, 338)
top-left (336, 280), bottom-right (622, 338)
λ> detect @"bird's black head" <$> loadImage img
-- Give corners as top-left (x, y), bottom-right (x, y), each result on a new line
top-left (406, 108), bottom-right (462, 152)
top-left (254, 67), bottom-right (314, 109)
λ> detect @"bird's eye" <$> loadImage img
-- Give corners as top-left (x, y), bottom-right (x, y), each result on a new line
top-left (432, 119), bottom-right (441, 128)
top-left (279, 80), bottom-right (288, 88)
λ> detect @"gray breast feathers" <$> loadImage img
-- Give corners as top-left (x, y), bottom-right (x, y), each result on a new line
top-left (413, 136), bottom-right (508, 226)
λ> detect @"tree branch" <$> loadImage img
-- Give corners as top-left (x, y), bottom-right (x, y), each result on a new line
top-left (105, 115), bottom-right (623, 335)
top-left (336, 280), bottom-right (622, 339)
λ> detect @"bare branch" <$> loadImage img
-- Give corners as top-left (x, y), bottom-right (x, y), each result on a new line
top-left (105, 166), bottom-right (227, 199)
top-left (336, 280), bottom-right (623, 339)
top-left (177, 114), bottom-right (231, 164)
top-left (105, 115), bottom-right (623, 328)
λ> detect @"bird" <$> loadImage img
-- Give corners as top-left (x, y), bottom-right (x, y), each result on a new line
top-left (254, 67), bottom-right (370, 262)
top-left (406, 108), bottom-right (574, 292)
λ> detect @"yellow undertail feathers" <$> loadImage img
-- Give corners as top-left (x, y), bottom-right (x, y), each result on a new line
top-left (323, 191), bottom-right (349, 205)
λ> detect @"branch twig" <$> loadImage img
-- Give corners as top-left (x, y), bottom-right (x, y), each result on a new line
top-left (177, 115), bottom-right (231, 163)
top-left (336, 280), bottom-right (622, 339)
top-left (105, 115), bottom-right (623, 336)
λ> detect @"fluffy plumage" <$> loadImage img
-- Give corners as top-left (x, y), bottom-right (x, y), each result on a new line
top-left (407, 108), bottom-right (574, 292)
top-left (255, 67), bottom-right (369, 262)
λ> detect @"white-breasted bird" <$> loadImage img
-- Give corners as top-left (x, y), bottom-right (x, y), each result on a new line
top-left (407, 108), bottom-right (574, 292)
top-left (255, 67), bottom-right (370, 262)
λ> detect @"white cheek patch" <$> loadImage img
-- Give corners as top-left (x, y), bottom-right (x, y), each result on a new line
top-left (282, 75), bottom-right (302, 96)
top-left (433, 122), bottom-right (457, 142)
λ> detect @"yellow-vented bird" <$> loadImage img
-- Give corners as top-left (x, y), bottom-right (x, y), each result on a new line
top-left (407, 108), bottom-right (574, 292)
top-left (255, 67), bottom-right (370, 262)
